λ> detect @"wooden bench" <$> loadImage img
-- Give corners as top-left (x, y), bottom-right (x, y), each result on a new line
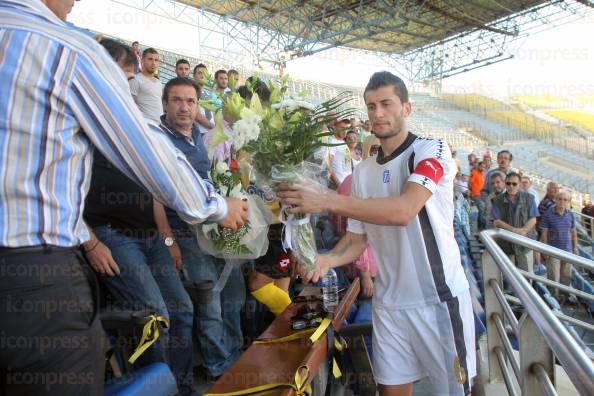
top-left (205, 278), bottom-right (360, 395)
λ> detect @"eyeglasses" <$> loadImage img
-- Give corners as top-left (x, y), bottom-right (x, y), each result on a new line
top-left (506, 182), bottom-right (518, 186)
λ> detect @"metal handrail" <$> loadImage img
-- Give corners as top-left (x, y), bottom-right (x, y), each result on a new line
top-left (480, 228), bottom-right (594, 395)
top-left (571, 209), bottom-right (594, 241)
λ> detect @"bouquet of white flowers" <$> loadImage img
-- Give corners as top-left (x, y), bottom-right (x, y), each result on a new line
top-left (196, 159), bottom-right (273, 259)
top-left (207, 75), bottom-right (356, 272)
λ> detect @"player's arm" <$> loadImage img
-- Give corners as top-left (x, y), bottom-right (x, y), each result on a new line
top-left (304, 231), bottom-right (368, 283)
top-left (279, 154), bottom-right (443, 226)
top-left (326, 181), bottom-right (432, 226)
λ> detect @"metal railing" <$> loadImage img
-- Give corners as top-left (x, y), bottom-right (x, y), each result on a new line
top-left (571, 209), bottom-right (594, 243)
top-left (479, 228), bottom-right (594, 395)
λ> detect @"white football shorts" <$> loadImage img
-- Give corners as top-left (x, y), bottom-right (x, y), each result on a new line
top-left (372, 290), bottom-right (476, 395)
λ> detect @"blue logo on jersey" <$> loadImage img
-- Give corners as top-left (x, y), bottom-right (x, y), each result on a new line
top-left (383, 169), bottom-right (390, 183)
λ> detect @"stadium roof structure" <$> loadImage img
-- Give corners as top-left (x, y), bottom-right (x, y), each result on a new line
top-left (114, 0), bottom-right (594, 81)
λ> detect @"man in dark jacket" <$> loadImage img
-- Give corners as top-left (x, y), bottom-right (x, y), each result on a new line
top-left (491, 172), bottom-right (539, 273)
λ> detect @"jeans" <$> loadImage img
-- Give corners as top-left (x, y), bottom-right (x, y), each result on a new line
top-left (93, 226), bottom-right (195, 396)
top-left (177, 236), bottom-right (245, 377)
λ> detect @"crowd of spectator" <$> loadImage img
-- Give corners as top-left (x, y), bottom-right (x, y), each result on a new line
top-left (46, 38), bottom-right (594, 390)
top-left (83, 39), bottom-right (381, 393)
top-left (460, 147), bottom-right (587, 302)
top-left (1, 3), bottom-right (588, 392)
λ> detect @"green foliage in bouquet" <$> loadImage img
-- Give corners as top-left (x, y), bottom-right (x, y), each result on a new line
top-left (205, 75), bottom-right (357, 272)
top-left (210, 222), bottom-right (252, 255)
top-left (203, 161), bottom-right (252, 255)
top-left (244, 91), bottom-right (357, 175)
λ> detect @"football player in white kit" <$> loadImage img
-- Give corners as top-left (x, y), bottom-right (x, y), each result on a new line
top-left (278, 71), bottom-right (476, 396)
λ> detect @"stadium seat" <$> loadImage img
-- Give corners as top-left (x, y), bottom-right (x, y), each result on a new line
top-left (104, 362), bottom-right (177, 396)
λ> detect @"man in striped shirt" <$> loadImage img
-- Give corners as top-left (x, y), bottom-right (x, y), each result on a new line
top-left (0, 1), bottom-right (247, 395)
top-left (540, 191), bottom-right (578, 295)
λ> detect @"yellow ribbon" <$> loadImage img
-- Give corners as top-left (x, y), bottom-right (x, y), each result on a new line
top-left (294, 365), bottom-right (312, 395)
top-left (203, 365), bottom-right (312, 396)
top-left (309, 318), bottom-right (332, 343)
top-left (253, 328), bottom-right (316, 345)
top-left (332, 339), bottom-right (344, 378)
top-left (128, 315), bottom-right (170, 364)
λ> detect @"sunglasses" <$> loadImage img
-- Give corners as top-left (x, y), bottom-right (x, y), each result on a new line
top-left (506, 182), bottom-right (518, 186)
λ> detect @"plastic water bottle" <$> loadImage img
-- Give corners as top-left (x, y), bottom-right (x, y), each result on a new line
top-left (322, 268), bottom-right (339, 313)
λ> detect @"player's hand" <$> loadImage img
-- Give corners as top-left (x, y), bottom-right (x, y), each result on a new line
top-left (299, 254), bottom-right (331, 283)
top-left (84, 241), bottom-right (121, 277)
top-left (276, 183), bottom-right (334, 214)
top-left (218, 197), bottom-right (248, 230)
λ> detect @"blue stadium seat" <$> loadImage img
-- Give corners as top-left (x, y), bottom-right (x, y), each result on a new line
top-left (104, 362), bottom-right (177, 396)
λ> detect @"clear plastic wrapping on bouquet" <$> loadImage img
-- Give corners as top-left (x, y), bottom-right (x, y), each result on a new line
top-left (252, 161), bottom-right (328, 274)
top-left (195, 194), bottom-right (274, 260)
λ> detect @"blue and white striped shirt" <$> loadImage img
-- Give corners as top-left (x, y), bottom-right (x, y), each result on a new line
top-left (0, 0), bottom-right (227, 247)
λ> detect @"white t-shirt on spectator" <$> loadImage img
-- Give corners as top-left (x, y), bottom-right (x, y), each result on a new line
top-left (129, 73), bottom-right (163, 122)
top-left (329, 137), bottom-right (352, 184)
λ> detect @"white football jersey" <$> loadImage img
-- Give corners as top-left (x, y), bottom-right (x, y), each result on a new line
top-left (348, 133), bottom-right (469, 309)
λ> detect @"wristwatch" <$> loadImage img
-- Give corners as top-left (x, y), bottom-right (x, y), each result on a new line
top-left (164, 236), bottom-right (176, 247)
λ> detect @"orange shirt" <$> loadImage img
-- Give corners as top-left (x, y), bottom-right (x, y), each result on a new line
top-left (469, 169), bottom-right (484, 197)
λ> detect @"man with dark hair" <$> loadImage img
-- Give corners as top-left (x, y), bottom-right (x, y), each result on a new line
top-left (132, 40), bottom-right (142, 73)
top-left (193, 63), bottom-right (208, 83)
top-left (192, 63), bottom-right (216, 130)
top-left (129, 47), bottom-right (163, 121)
top-left (175, 58), bottom-right (191, 78)
top-left (485, 171), bottom-right (506, 228)
top-left (278, 71), bottom-right (475, 396)
top-left (214, 69), bottom-right (228, 95)
top-left (481, 150), bottom-right (513, 198)
top-left (492, 172), bottom-right (539, 273)
top-left (328, 118), bottom-right (352, 189)
top-left (0, 2), bottom-right (247, 395)
top-left (159, 77), bottom-right (246, 380)
top-left (99, 38), bottom-right (136, 80)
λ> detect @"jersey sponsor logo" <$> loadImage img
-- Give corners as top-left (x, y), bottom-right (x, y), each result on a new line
top-left (383, 169), bottom-right (390, 183)
top-left (414, 158), bottom-right (444, 184)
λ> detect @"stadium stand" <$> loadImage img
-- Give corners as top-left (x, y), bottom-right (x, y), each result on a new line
top-left (94, 32), bottom-right (594, 205)
top-left (546, 109), bottom-right (594, 132)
